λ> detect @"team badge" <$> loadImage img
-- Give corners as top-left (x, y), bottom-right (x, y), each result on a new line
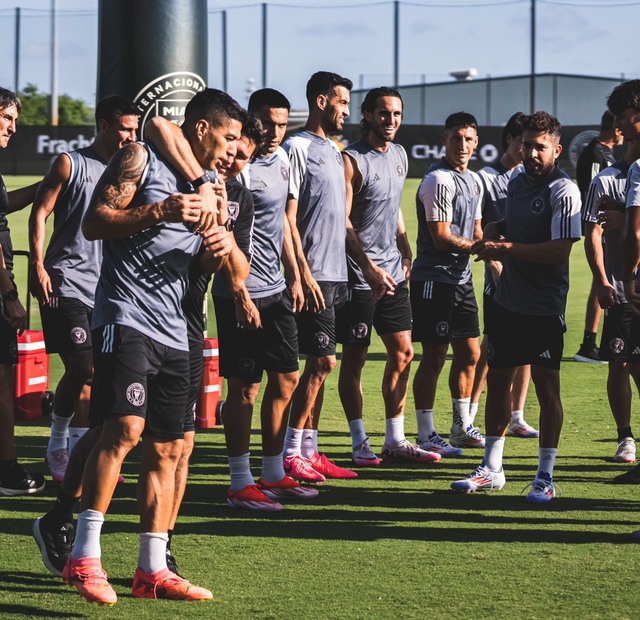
top-left (238, 357), bottom-right (256, 373)
top-left (227, 201), bottom-right (240, 221)
top-left (530, 197), bottom-right (545, 214)
top-left (396, 164), bottom-right (404, 177)
top-left (487, 343), bottom-right (494, 361)
top-left (280, 165), bottom-right (289, 182)
top-left (314, 331), bottom-right (330, 349)
top-left (335, 151), bottom-right (342, 165)
top-left (70, 327), bottom-right (87, 345)
top-left (609, 338), bottom-right (625, 355)
top-left (435, 321), bottom-right (449, 337)
top-left (126, 383), bottom-right (146, 407)
top-left (351, 322), bottom-right (369, 340)
top-left (9, 341), bottom-right (17, 359)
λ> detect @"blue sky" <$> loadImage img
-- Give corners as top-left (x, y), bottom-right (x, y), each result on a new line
top-left (0, 0), bottom-right (637, 110)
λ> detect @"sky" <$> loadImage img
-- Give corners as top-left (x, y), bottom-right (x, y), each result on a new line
top-left (0, 0), bottom-right (638, 112)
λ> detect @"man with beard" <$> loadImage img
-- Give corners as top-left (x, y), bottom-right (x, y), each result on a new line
top-left (452, 112), bottom-right (581, 502)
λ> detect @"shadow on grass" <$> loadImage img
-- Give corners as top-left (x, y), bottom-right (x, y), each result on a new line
top-left (0, 601), bottom-right (83, 618)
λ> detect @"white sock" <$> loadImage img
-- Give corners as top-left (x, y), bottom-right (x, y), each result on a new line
top-left (228, 453), bottom-right (254, 492)
top-left (261, 453), bottom-right (286, 483)
top-left (283, 427), bottom-right (303, 458)
top-left (69, 427), bottom-right (89, 455)
top-left (511, 410), bottom-right (524, 424)
top-left (72, 509), bottom-right (104, 559)
top-left (452, 398), bottom-right (471, 430)
top-left (484, 436), bottom-right (505, 471)
top-left (385, 416), bottom-right (406, 447)
top-left (469, 402), bottom-right (479, 425)
top-left (416, 409), bottom-right (436, 442)
top-left (537, 447), bottom-right (558, 479)
top-left (138, 532), bottom-right (169, 573)
top-left (348, 418), bottom-right (367, 449)
top-left (301, 429), bottom-right (318, 459)
top-left (48, 413), bottom-right (73, 452)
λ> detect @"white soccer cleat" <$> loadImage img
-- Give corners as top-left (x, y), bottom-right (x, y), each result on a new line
top-left (449, 424), bottom-right (485, 448)
top-left (417, 432), bottom-right (463, 457)
top-left (451, 463), bottom-right (505, 493)
top-left (613, 437), bottom-right (636, 464)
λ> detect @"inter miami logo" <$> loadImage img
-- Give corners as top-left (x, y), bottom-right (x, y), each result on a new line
top-left (435, 321), bottom-right (449, 337)
top-left (70, 327), bottom-right (87, 345)
top-left (351, 322), bottom-right (369, 340)
top-left (227, 201), bottom-right (240, 222)
top-left (238, 357), bottom-right (256, 373)
top-left (530, 197), bottom-right (545, 214)
top-left (487, 343), bottom-right (494, 361)
top-left (9, 341), bottom-right (17, 359)
top-left (314, 331), bottom-right (330, 349)
top-left (396, 164), bottom-right (404, 177)
top-left (609, 338), bottom-right (625, 355)
top-left (280, 165), bottom-right (289, 182)
top-left (126, 382), bottom-right (145, 407)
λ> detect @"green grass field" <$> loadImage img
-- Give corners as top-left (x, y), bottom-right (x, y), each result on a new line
top-left (1, 177), bottom-right (638, 620)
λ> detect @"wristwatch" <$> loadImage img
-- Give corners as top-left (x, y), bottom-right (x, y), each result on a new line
top-left (188, 172), bottom-right (211, 192)
top-left (2, 288), bottom-right (18, 302)
top-left (221, 219), bottom-right (234, 232)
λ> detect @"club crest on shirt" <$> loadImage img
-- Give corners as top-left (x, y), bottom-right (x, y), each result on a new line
top-left (530, 197), bottom-right (545, 214)
top-left (227, 201), bottom-right (240, 221)
top-left (396, 164), bottom-right (404, 177)
top-left (351, 322), bottom-right (369, 340)
top-left (70, 327), bottom-right (87, 345)
top-left (280, 165), bottom-right (289, 182)
top-left (609, 338), bottom-right (625, 355)
top-left (126, 382), bottom-right (145, 407)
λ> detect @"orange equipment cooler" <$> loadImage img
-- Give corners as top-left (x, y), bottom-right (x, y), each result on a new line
top-left (195, 337), bottom-right (224, 429)
top-left (14, 330), bottom-right (50, 421)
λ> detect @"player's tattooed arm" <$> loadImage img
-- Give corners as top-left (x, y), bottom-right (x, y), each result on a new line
top-left (83, 143), bottom-right (203, 240)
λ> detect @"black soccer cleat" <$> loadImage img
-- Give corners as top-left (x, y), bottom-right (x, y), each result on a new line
top-left (33, 516), bottom-right (75, 577)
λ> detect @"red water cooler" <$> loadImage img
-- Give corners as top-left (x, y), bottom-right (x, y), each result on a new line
top-left (14, 330), bottom-right (50, 421)
top-left (195, 337), bottom-right (224, 429)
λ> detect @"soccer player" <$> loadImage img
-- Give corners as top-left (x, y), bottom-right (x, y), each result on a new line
top-left (411, 112), bottom-right (484, 454)
top-left (62, 89), bottom-right (243, 605)
top-left (583, 138), bottom-right (640, 466)
top-left (469, 112), bottom-right (538, 439)
top-left (29, 96), bottom-right (140, 483)
top-left (0, 87), bottom-right (43, 497)
top-left (337, 87), bottom-right (440, 465)
top-left (574, 110), bottom-right (624, 364)
top-left (281, 72), bottom-right (357, 481)
top-left (452, 111), bottom-right (581, 502)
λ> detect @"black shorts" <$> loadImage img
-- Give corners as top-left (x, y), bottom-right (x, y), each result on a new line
top-left (600, 304), bottom-right (632, 362)
top-left (337, 281), bottom-right (412, 347)
top-left (486, 303), bottom-right (566, 370)
top-left (89, 324), bottom-right (190, 440)
top-left (214, 289), bottom-right (299, 383)
top-left (483, 292), bottom-right (500, 336)
top-left (626, 311), bottom-right (640, 364)
top-left (40, 297), bottom-right (93, 354)
top-left (410, 280), bottom-right (480, 344)
top-left (184, 337), bottom-right (203, 433)
top-left (0, 313), bottom-right (17, 365)
top-left (297, 281), bottom-right (347, 357)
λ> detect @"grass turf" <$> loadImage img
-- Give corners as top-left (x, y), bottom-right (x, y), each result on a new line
top-left (1, 177), bottom-right (638, 620)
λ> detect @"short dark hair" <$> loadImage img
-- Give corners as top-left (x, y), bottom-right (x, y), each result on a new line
top-left (248, 88), bottom-right (290, 113)
top-left (306, 71), bottom-right (353, 108)
top-left (501, 111), bottom-right (525, 152)
top-left (600, 109), bottom-right (615, 131)
top-left (184, 88), bottom-right (244, 128)
top-left (241, 111), bottom-right (264, 152)
top-left (0, 87), bottom-right (21, 113)
top-left (360, 86), bottom-right (403, 136)
top-left (608, 80), bottom-right (640, 116)
top-left (95, 95), bottom-right (140, 128)
top-left (522, 111), bottom-right (562, 142)
top-left (445, 112), bottom-right (478, 131)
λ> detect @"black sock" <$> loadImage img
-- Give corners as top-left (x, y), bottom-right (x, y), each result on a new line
top-left (167, 529), bottom-right (174, 552)
top-left (46, 489), bottom-right (80, 524)
top-left (0, 459), bottom-right (16, 477)
top-left (618, 427), bottom-right (634, 441)
top-left (583, 331), bottom-right (597, 347)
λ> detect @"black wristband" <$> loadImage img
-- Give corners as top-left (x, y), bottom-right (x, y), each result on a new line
top-left (188, 172), bottom-right (211, 191)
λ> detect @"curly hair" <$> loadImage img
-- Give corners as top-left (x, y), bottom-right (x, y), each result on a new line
top-left (608, 80), bottom-right (640, 115)
top-left (359, 86), bottom-right (403, 136)
top-left (522, 111), bottom-right (561, 142)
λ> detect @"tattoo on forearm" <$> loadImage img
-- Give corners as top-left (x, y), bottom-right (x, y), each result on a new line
top-left (92, 145), bottom-right (147, 211)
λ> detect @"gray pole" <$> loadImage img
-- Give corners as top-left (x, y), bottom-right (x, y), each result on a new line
top-left (222, 10), bottom-right (228, 92)
top-left (393, 0), bottom-right (399, 87)
top-left (51, 0), bottom-right (58, 125)
top-left (14, 7), bottom-right (20, 94)
top-left (530, 0), bottom-right (536, 113)
top-left (262, 3), bottom-right (267, 88)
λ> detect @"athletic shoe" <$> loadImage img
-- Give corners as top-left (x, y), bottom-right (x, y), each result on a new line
top-left (451, 463), bottom-right (505, 493)
top-left (310, 453), bottom-right (358, 479)
top-left (227, 484), bottom-right (283, 511)
top-left (417, 431), bottom-right (463, 457)
top-left (613, 437), bottom-right (636, 463)
top-left (507, 419), bottom-right (540, 438)
top-left (612, 463), bottom-right (640, 484)
top-left (132, 567), bottom-right (213, 600)
top-left (352, 438), bottom-right (381, 466)
top-left (32, 516), bottom-right (75, 577)
top-left (573, 344), bottom-right (607, 364)
top-left (45, 449), bottom-right (69, 483)
top-left (62, 556), bottom-right (117, 606)
top-left (0, 461), bottom-right (45, 496)
top-left (523, 472), bottom-right (559, 503)
top-left (283, 454), bottom-right (326, 483)
top-left (166, 551), bottom-right (183, 578)
top-left (381, 439), bottom-right (441, 463)
top-left (257, 476), bottom-right (319, 500)
top-left (449, 424), bottom-right (486, 449)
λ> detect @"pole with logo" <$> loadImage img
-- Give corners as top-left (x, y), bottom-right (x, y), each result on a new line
top-left (97, 0), bottom-right (208, 137)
